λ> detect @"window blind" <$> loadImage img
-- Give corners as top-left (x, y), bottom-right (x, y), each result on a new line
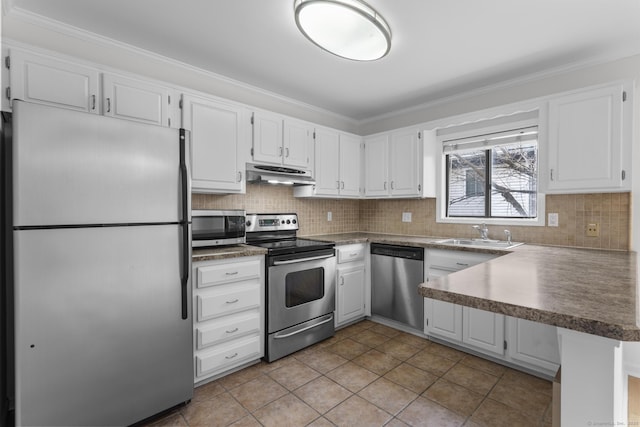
top-left (443, 126), bottom-right (538, 154)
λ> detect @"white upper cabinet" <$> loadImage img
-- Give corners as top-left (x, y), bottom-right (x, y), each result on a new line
top-left (251, 111), bottom-right (283, 165)
top-left (295, 128), bottom-right (361, 198)
top-left (313, 128), bottom-right (341, 196)
top-left (364, 128), bottom-right (422, 198)
top-left (9, 50), bottom-right (100, 114)
top-left (339, 133), bottom-right (362, 197)
top-left (546, 83), bottom-right (630, 193)
top-left (389, 128), bottom-right (421, 196)
top-left (252, 112), bottom-right (312, 170)
top-left (283, 119), bottom-right (313, 169)
top-left (102, 73), bottom-right (177, 127)
top-left (182, 94), bottom-right (247, 193)
top-left (363, 134), bottom-right (389, 197)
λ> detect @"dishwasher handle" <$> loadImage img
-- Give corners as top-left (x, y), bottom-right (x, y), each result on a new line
top-left (370, 243), bottom-right (424, 260)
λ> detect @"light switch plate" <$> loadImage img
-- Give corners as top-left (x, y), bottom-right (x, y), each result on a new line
top-left (402, 212), bottom-right (412, 222)
top-left (548, 213), bottom-right (559, 227)
top-left (327, 211), bottom-right (332, 221)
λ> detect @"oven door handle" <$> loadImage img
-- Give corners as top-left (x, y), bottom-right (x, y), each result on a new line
top-left (272, 254), bottom-right (334, 265)
top-left (273, 314), bottom-right (334, 339)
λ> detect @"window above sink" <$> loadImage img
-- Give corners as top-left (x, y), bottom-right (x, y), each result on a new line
top-left (435, 110), bottom-right (545, 227)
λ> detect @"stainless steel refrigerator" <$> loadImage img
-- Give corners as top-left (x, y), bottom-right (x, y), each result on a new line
top-left (1, 100), bottom-right (193, 426)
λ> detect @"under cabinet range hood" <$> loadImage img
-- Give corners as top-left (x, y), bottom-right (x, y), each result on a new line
top-left (246, 163), bottom-right (315, 186)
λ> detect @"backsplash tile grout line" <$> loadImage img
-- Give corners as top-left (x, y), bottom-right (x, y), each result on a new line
top-left (193, 187), bottom-right (630, 250)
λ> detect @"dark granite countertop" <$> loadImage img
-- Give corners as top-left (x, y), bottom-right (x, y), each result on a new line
top-left (305, 232), bottom-right (640, 341)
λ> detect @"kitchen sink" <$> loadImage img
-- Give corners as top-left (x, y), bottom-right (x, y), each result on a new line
top-left (436, 238), bottom-right (524, 249)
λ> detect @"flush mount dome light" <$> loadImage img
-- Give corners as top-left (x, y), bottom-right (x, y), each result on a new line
top-left (294, 0), bottom-right (391, 61)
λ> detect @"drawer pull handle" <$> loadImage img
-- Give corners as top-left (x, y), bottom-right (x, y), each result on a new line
top-left (226, 271), bottom-right (239, 276)
top-left (456, 262), bottom-right (469, 266)
top-left (350, 252), bottom-right (358, 257)
top-left (226, 328), bottom-right (239, 334)
top-left (225, 352), bottom-right (238, 360)
top-left (226, 299), bottom-right (239, 304)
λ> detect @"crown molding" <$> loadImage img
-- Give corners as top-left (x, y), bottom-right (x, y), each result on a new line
top-left (5, 6), bottom-right (359, 127)
top-left (358, 48), bottom-right (640, 127)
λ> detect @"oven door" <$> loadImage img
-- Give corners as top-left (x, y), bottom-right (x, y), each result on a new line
top-left (267, 249), bottom-right (336, 333)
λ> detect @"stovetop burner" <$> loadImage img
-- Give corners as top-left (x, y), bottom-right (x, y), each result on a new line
top-left (245, 213), bottom-right (334, 256)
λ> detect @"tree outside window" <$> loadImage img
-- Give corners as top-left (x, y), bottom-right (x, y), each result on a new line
top-left (445, 128), bottom-right (538, 219)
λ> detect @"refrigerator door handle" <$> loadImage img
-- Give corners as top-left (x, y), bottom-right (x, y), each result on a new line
top-left (179, 129), bottom-right (189, 320)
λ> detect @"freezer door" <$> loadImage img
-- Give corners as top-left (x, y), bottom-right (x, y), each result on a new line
top-left (12, 100), bottom-right (183, 226)
top-left (13, 225), bottom-right (193, 426)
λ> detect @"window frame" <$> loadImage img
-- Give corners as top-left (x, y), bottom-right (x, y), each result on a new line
top-left (436, 116), bottom-right (546, 227)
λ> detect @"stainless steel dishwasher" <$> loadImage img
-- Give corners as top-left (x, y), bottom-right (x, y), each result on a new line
top-left (370, 243), bottom-right (424, 331)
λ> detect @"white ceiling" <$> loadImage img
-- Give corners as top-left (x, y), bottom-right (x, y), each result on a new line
top-left (5, 0), bottom-right (640, 121)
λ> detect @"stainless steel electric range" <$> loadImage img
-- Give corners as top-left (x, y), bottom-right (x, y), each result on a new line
top-left (245, 213), bottom-right (336, 362)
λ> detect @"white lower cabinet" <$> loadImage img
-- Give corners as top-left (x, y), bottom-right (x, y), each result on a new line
top-left (424, 298), bottom-right (462, 341)
top-left (335, 244), bottom-right (367, 327)
top-left (193, 255), bottom-right (264, 384)
top-left (423, 248), bottom-right (558, 376)
top-left (462, 307), bottom-right (504, 356)
top-left (506, 316), bottom-right (560, 376)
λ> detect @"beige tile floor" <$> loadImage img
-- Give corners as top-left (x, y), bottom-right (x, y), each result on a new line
top-left (144, 320), bottom-right (553, 427)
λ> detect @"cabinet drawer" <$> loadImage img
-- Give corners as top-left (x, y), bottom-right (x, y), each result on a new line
top-left (196, 311), bottom-right (260, 349)
top-left (197, 259), bottom-right (261, 288)
top-left (428, 249), bottom-right (495, 271)
top-left (337, 244), bottom-right (366, 263)
top-left (197, 285), bottom-right (260, 321)
top-left (196, 335), bottom-right (261, 377)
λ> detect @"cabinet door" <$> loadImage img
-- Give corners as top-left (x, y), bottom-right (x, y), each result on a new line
top-left (337, 264), bottom-right (366, 325)
top-left (364, 134), bottom-right (389, 197)
top-left (252, 112), bottom-right (283, 166)
top-left (182, 95), bottom-right (244, 193)
top-left (507, 317), bottom-right (559, 374)
top-left (283, 119), bottom-right (312, 169)
top-left (102, 73), bottom-right (172, 127)
top-left (424, 297), bottom-right (462, 342)
top-left (389, 129), bottom-right (420, 196)
top-left (10, 50), bottom-right (99, 113)
top-left (339, 134), bottom-right (362, 197)
top-left (462, 307), bottom-right (504, 356)
top-left (314, 128), bottom-right (340, 195)
top-left (547, 84), bottom-right (625, 192)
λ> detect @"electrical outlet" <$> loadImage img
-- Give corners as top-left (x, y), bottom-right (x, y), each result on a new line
top-left (586, 223), bottom-right (599, 237)
top-left (402, 212), bottom-right (412, 223)
top-left (548, 213), bottom-right (559, 227)
top-left (327, 211), bottom-right (332, 222)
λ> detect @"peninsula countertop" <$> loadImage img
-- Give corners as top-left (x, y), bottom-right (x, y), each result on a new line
top-left (306, 232), bottom-right (640, 341)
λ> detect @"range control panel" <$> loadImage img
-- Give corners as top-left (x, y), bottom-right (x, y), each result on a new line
top-left (245, 213), bottom-right (298, 233)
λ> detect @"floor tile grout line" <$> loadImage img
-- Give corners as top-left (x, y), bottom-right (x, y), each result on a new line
top-left (154, 320), bottom-right (552, 427)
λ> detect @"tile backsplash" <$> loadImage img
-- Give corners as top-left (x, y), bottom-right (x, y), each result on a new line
top-left (193, 186), bottom-right (630, 250)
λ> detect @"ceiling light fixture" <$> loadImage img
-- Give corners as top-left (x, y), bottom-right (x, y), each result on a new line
top-left (294, 0), bottom-right (391, 61)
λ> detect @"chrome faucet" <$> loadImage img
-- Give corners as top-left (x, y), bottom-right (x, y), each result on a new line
top-left (504, 229), bottom-right (512, 245)
top-left (472, 223), bottom-right (489, 240)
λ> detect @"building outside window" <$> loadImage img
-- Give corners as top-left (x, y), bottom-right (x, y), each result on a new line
top-left (444, 126), bottom-right (538, 220)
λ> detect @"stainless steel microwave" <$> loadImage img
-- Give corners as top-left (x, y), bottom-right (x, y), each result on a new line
top-left (192, 209), bottom-right (246, 247)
